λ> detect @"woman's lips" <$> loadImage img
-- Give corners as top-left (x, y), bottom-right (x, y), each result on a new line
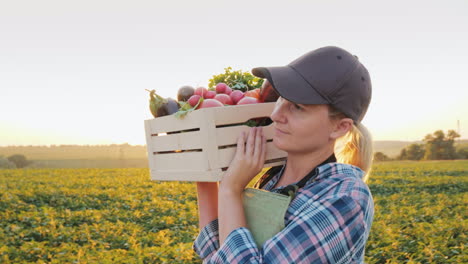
top-left (275, 127), bottom-right (289, 135)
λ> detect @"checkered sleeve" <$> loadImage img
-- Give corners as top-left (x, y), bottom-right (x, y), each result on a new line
top-left (193, 218), bottom-right (220, 259)
top-left (200, 194), bottom-right (370, 264)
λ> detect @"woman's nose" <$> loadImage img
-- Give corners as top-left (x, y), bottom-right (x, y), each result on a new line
top-left (270, 98), bottom-right (287, 124)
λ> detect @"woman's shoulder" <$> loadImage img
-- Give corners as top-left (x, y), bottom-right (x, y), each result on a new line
top-left (298, 162), bottom-right (372, 207)
top-left (317, 162), bottom-right (365, 180)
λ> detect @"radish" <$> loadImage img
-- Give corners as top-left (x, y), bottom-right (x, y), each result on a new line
top-left (237, 96), bottom-right (259, 105)
top-left (215, 83), bottom-right (229, 94)
top-left (214, 94), bottom-right (234, 105)
top-left (188, 95), bottom-right (202, 107)
top-left (194, 86), bottom-right (208, 98)
top-left (225, 86), bottom-right (233, 95)
top-left (205, 90), bottom-right (217, 99)
top-left (230, 90), bottom-right (244, 104)
top-left (197, 98), bottom-right (224, 109)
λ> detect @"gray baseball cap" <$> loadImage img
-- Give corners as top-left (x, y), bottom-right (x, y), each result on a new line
top-left (252, 46), bottom-right (372, 123)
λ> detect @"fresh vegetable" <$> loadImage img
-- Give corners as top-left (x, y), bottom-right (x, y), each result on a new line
top-left (229, 90), bottom-right (245, 104)
top-left (259, 82), bottom-right (279, 102)
top-left (174, 97), bottom-right (203, 119)
top-left (208, 67), bottom-right (264, 92)
top-left (237, 96), bottom-right (259, 105)
top-left (197, 98), bottom-right (224, 109)
top-left (146, 89), bottom-right (181, 118)
top-left (194, 87), bottom-right (208, 98)
top-left (204, 90), bottom-right (216, 99)
top-left (215, 83), bottom-right (229, 94)
top-left (177, 85), bottom-right (195, 102)
top-left (147, 78), bottom-right (276, 120)
top-left (214, 94), bottom-right (233, 105)
top-left (244, 89), bottom-right (260, 100)
top-left (188, 95), bottom-right (202, 107)
top-left (225, 86), bottom-right (233, 95)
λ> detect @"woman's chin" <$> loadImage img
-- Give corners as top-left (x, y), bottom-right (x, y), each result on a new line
top-left (272, 137), bottom-right (289, 152)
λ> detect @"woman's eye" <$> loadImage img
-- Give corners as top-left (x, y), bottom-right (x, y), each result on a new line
top-left (293, 104), bottom-right (302, 110)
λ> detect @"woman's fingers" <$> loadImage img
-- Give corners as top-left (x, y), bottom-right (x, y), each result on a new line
top-left (253, 127), bottom-right (263, 161)
top-left (238, 127), bottom-right (266, 169)
top-left (259, 129), bottom-right (267, 166)
top-left (246, 127), bottom-right (256, 157)
top-left (236, 131), bottom-right (246, 156)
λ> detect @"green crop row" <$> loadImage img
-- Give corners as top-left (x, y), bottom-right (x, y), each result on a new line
top-left (0, 161), bottom-right (467, 263)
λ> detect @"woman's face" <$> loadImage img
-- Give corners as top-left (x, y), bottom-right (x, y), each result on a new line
top-left (269, 96), bottom-right (337, 154)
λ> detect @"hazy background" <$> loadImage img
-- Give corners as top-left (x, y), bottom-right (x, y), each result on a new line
top-left (1, 0), bottom-right (467, 146)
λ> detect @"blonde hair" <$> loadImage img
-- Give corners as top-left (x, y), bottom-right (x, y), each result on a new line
top-left (329, 107), bottom-right (374, 182)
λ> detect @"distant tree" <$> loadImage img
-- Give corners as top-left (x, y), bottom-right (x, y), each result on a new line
top-left (374, 152), bottom-right (391, 161)
top-left (423, 130), bottom-right (460, 160)
top-left (456, 146), bottom-right (468, 159)
top-left (405, 143), bottom-right (425, 160)
top-left (0, 156), bottom-right (16, 169)
top-left (397, 148), bottom-right (407, 160)
top-left (7, 154), bottom-right (32, 168)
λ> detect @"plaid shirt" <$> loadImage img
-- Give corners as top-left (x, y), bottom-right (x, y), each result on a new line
top-left (193, 163), bottom-right (374, 264)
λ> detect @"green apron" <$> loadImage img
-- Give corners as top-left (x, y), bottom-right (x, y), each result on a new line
top-left (241, 154), bottom-right (336, 248)
top-left (242, 187), bottom-right (294, 247)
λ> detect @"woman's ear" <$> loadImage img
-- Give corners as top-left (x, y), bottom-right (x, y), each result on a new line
top-left (330, 118), bottom-right (353, 139)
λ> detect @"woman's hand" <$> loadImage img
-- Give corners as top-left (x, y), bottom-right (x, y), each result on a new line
top-left (218, 126), bottom-right (266, 245)
top-left (219, 126), bottom-right (267, 194)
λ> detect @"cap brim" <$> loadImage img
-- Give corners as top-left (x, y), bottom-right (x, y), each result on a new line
top-left (252, 66), bottom-right (329, 105)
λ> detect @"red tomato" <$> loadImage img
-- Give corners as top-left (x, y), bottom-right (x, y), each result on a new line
top-left (244, 89), bottom-right (260, 99)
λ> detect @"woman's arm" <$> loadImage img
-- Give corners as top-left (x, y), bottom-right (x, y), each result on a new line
top-left (196, 182), bottom-right (219, 229)
top-left (193, 182), bottom-right (221, 259)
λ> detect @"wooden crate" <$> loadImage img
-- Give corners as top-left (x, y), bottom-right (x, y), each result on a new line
top-left (144, 102), bottom-right (287, 182)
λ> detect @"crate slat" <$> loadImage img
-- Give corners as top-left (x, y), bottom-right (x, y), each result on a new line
top-left (144, 109), bottom-right (204, 134)
top-left (149, 131), bottom-right (203, 152)
top-left (215, 123), bottom-right (275, 147)
top-left (214, 102), bottom-right (275, 126)
top-left (150, 152), bottom-right (208, 171)
top-left (149, 169), bottom-right (224, 182)
top-left (217, 141), bottom-right (287, 168)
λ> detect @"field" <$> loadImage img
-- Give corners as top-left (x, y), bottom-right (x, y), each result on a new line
top-left (0, 161), bottom-right (467, 263)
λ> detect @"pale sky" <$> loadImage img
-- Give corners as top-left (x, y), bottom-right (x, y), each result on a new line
top-left (1, 0), bottom-right (467, 146)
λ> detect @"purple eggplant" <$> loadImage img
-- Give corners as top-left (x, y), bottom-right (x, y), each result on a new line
top-left (147, 89), bottom-right (181, 118)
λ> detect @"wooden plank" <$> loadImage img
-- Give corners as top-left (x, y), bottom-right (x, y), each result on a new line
top-left (149, 162), bottom-right (286, 182)
top-left (150, 151), bottom-right (209, 171)
top-left (144, 110), bottom-right (204, 134)
top-left (215, 123), bottom-right (275, 146)
top-left (199, 110), bottom-right (220, 171)
top-left (150, 130), bottom-right (203, 152)
top-left (213, 102), bottom-right (275, 126)
top-left (144, 120), bottom-right (157, 170)
top-left (216, 141), bottom-right (287, 168)
top-left (149, 169), bottom-right (223, 182)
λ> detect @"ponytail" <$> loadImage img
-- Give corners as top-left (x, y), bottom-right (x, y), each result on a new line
top-left (335, 123), bottom-right (374, 182)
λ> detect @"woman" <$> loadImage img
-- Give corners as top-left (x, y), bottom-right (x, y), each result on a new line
top-left (193, 46), bottom-right (374, 263)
